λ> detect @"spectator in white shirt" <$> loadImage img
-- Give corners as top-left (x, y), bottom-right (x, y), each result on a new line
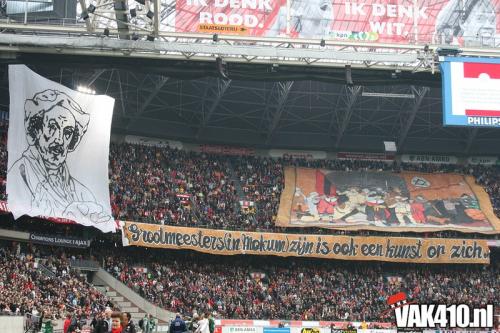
top-left (194, 314), bottom-right (209, 333)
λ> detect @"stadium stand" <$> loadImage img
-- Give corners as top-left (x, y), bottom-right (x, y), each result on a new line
top-left (0, 241), bottom-right (111, 320)
top-left (0, 134), bottom-right (6, 202)
top-left (0, 238), bottom-right (497, 325)
top-left (0, 138), bottom-right (500, 238)
top-left (2, 5), bottom-right (500, 332)
top-left (91, 143), bottom-right (500, 232)
top-left (0, 137), bottom-right (499, 330)
top-left (103, 248), bottom-right (500, 322)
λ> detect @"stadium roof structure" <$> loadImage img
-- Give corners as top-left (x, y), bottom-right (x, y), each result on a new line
top-left (0, 10), bottom-right (499, 155)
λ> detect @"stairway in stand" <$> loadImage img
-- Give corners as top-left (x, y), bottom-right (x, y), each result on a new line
top-left (92, 268), bottom-right (175, 328)
top-left (103, 286), bottom-right (146, 324)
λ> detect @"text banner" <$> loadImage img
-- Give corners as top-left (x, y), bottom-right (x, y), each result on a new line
top-left (199, 144), bottom-right (256, 156)
top-left (170, 0), bottom-right (500, 47)
top-left (400, 154), bottom-right (457, 164)
top-left (29, 233), bottom-right (91, 248)
top-left (337, 152), bottom-right (394, 161)
top-left (121, 222), bottom-right (490, 264)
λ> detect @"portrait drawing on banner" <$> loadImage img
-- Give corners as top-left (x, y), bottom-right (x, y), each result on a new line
top-left (7, 89), bottom-right (112, 224)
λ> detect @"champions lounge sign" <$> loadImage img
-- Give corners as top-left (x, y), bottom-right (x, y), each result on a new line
top-left (29, 233), bottom-right (91, 248)
top-left (121, 222), bottom-right (490, 264)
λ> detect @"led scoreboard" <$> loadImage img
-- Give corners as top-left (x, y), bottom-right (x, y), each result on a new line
top-left (441, 57), bottom-right (500, 127)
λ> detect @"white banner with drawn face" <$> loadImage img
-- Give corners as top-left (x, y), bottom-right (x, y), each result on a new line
top-left (7, 65), bottom-right (116, 232)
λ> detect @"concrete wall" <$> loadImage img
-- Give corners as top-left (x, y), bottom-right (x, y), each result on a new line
top-left (0, 316), bottom-right (24, 333)
top-left (94, 268), bottom-right (175, 322)
top-left (0, 228), bottom-right (30, 241)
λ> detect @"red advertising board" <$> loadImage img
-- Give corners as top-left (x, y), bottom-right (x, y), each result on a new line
top-left (337, 151), bottom-right (394, 161)
top-left (173, 0), bottom-right (500, 47)
top-left (199, 144), bottom-right (256, 156)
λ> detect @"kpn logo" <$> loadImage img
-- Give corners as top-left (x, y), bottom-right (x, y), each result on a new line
top-left (386, 292), bottom-right (495, 331)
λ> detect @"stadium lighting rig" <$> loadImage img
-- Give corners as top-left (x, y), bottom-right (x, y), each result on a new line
top-left (436, 46), bottom-right (462, 57)
top-left (80, 0), bottom-right (159, 41)
top-left (345, 65), bottom-right (353, 86)
top-left (5, 1), bottom-right (500, 72)
top-left (77, 85), bottom-right (96, 95)
top-left (384, 141), bottom-right (397, 153)
top-left (361, 91), bottom-right (415, 99)
top-left (216, 57), bottom-right (229, 80)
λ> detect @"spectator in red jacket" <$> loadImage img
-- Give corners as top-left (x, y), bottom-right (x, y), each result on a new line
top-left (63, 313), bottom-right (71, 333)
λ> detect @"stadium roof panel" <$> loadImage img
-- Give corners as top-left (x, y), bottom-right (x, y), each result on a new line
top-left (0, 23), bottom-right (499, 155)
top-left (0, 61), bottom-right (493, 155)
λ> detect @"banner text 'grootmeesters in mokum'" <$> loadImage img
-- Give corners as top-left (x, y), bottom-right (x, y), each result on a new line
top-left (121, 222), bottom-right (490, 264)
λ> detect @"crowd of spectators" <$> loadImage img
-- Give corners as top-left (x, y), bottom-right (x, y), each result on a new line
top-left (0, 134), bottom-right (6, 201)
top-left (232, 156), bottom-right (284, 230)
top-left (94, 143), bottom-right (500, 234)
top-left (0, 137), bottom-right (500, 238)
top-left (0, 126), bottom-right (499, 327)
top-left (0, 241), bottom-right (110, 320)
top-left (0, 227), bottom-right (498, 326)
top-left (105, 248), bottom-right (500, 322)
top-left (109, 143), bottom-right (242, 230)
top-left (105, 141), bottom-right (500, 237)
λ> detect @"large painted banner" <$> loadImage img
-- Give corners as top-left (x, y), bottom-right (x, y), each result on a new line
top-left (7, 65), bottom-right (116, 233)
top-left (121, 221), bottom-right (490, 263)
top-left (170, 0), bottom-right (500, 46)
top-left (276, 167), bottom-right (500, 234)
top-left (441, 57), bottom-right (500, 127)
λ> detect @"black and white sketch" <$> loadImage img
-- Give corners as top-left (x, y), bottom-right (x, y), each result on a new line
top-left (7, 65), bottom-right (116, 232)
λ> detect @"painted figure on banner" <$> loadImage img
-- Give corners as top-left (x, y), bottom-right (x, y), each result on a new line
top-left (267, 0), bottom-right (333, 38)
top-left (290, 169), bottom-right (494, 231)
top-left (435, 0), bottom-right (497, 47)
top-left (7, 89), bottom-right (112, 224)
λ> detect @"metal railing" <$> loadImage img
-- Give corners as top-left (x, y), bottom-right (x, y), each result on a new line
top-left (3, 16), bottom-right (83, 27)
top-left (69, 258), bottom-right (100, 271)
top-left (23, 313), bottom-right (39, 333)
top-left (37, 262), bottom-right (56, 278)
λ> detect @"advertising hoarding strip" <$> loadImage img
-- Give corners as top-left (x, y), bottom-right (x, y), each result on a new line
top-left (29, 233), bottom-right (91, 248)
top-left (214, 320), bottom-right (394, 329)
top-left (174, 0), bottom-right (500, 47)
